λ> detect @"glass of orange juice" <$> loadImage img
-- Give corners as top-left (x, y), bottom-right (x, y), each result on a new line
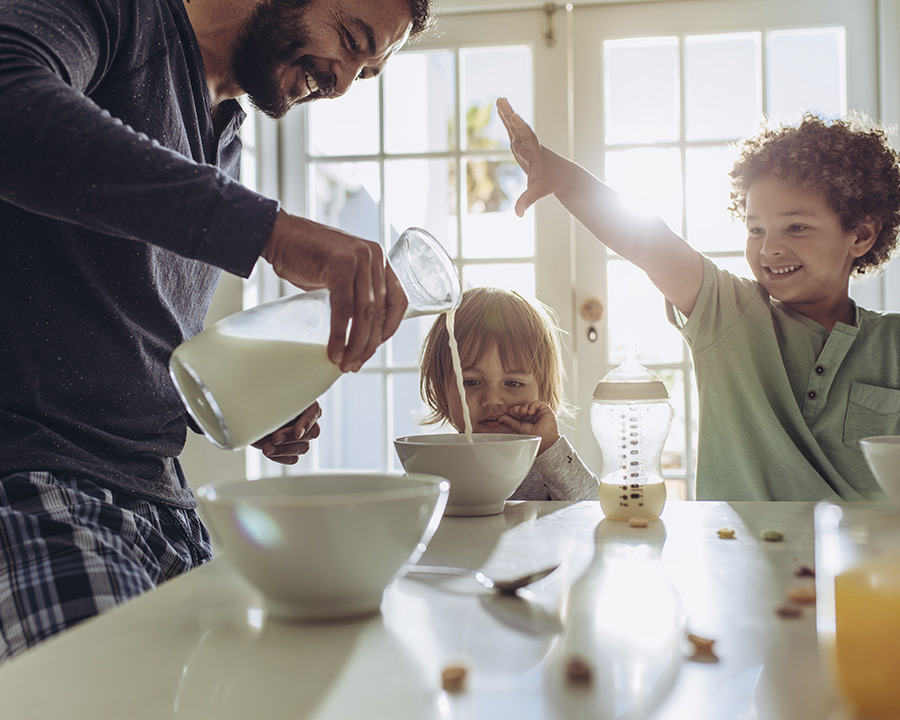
top-left (814, 502), bottom-right (900, 719)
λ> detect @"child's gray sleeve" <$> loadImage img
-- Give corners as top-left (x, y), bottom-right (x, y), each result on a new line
top-left (530, 436), bottom-right (599, 501)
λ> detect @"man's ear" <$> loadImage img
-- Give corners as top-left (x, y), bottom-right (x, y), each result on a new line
top-left (850, 215), bottom-right (882, 257)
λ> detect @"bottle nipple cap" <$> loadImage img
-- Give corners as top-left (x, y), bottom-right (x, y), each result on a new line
top-left (592, 354), bottom-right (669, 401)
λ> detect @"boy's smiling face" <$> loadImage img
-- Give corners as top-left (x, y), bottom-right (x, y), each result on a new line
top-left (744, 174), bottom-right (878, 328)
top-left (445, 344), bottom-right (540, 434)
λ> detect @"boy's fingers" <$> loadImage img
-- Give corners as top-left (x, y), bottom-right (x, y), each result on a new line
top-left (516, 191), bottom-right (538, 217)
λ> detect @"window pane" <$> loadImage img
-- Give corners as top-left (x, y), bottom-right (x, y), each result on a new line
top-left (766, 28), bottom-right (846, 124)
top-left (318, 372), bottom-right (384, 470)
top-left (308, 79), bottom-right (379, 156)
top-left (604, 38), bottom-right (680, 145)
top-left (385, 50), bottom-right (455, 154)
top-left (391, 371), bottom-right (430, 469)
top-left (685, 145), bottom-right (744, 252)
top-left (607, 259), bottom-right (683, 365)
top-left (685, 33), bottom-right (761, 141)
top-left (462, 263), bottom-right (535, 298)
top-left (309, 161), bottom-right (381, 238)
top-left (605, 147), bottom-right (683, 234)
top-left (385, 159), bottom-right (457, 259)
top-left (460, 46), bottom-right (533, 150)
top-left (462, 158), bottom-right (534, 258)
top-left (389, 315), bottom-right (434, 369)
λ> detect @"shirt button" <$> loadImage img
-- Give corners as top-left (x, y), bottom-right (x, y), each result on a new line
top-left (815, 365), bottom-right (825, 374)
top-left (808, 390), bottom-right (817, 400)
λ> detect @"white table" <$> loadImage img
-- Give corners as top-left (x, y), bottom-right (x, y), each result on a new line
top-left (0, 501), bottom-right (844, 719)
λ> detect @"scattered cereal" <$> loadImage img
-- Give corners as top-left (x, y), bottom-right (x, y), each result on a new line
top-left (762, 530), bottom-right (784, 542)
top-left (441, 664), bottom-right (468, 693)
top-left (628, 517), bottom-right (649, 528)
top-left (788, 585), bottom-right (817, 605)
top-left (717, 528), bottom-right (736, 539)
top-left (794, 564), bottom-right (816, 578)
top-left (775, 603), bottom-right (803, 619)
top-left (687, 633), bottom-right (719, 663)
top-left (565, 656), bottom-right (593, 687)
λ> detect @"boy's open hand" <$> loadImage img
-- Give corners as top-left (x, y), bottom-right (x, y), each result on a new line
top-left (497, 97), bottom-right (558, 217)
top-left (497, 400), bottom-right (560, 455)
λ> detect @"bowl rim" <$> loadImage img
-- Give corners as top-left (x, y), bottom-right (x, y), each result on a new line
top-left (860, 436), bottom-right (900, 446)
top-left (196, 471), bottom-right (450, 506)
top-left (394, 433), bottom-right (541, 445)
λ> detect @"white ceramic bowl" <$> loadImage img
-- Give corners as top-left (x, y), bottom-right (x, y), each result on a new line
top-left (394, 434), bottom-right (541, 516)
top-left (860, 436), bottom-right (900, 502)
top-left (195, 472), bottom-right (449, 621)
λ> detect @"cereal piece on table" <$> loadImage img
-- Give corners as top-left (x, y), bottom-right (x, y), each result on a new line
top-left (686, 633), bottom-right (719, 663)
top-left (787, 585), bottom-right (817, 604)
top-left (441, 664), bottom-right (468, 693)
top-left (762, 530), bottom-right (784, 542)
top-left (775, 603), bottom-right (803, 619)
top-left (628, 516), bottom-right (649, 528)
top-left (794, 564), bottom-right (816, 578)
top-left (717, 528), bottom-right (736, 539)
top-left (565, 656), bottom-right (593, 687)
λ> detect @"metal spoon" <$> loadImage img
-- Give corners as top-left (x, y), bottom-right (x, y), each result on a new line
top-left (405, 564), bottom-right (560, 595)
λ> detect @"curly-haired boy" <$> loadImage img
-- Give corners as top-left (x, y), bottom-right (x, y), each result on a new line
top-left (498, 98), bottom-right (900, 501)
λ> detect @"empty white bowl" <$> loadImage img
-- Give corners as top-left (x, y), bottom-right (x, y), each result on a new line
top-left (394, 434), bottom-right (540, 516)
top-left (195, 472), bottom-right (449, 620)
top-left (860, 436), bottom-right (900, 502)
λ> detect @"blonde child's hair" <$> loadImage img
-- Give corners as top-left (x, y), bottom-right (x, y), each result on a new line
top-left (728, 112), bottom-right (900, 275)
top-left (419, 287), bottom-right (569, 427)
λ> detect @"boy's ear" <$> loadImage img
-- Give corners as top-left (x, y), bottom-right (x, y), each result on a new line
top-left (849, 215), bottom-right (882, 257)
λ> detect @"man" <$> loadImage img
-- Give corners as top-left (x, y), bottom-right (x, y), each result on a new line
top-left (0, 0), bottom-right (431, 659)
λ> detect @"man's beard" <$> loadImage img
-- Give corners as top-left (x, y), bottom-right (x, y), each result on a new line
top-left (232, 0), bottom-right (315, 120)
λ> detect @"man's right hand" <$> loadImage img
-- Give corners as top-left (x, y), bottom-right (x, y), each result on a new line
top-left (261, 210), bottom-right (408, 372)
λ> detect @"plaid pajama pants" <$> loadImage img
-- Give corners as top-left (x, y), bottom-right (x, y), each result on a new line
top-left (0, 471), bottom-right (213, 662)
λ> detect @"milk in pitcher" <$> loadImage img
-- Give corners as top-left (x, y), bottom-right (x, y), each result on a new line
top-left (170, 328), bottom-right (341, 450)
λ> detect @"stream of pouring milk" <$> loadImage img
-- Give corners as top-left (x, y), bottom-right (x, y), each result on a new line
top-left (445, 308), bottom-right (474, 442)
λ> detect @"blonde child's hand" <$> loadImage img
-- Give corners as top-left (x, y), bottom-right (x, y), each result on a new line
top-left (498, 401), bottom-right (561, 455)
top-left (497, 97), bottom-right (562, 217)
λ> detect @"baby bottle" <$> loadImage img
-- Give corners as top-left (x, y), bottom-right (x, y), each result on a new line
top-left (169, 227), bottom-right (461, 450)
top-left (590, 353), bottom-right (672, 520)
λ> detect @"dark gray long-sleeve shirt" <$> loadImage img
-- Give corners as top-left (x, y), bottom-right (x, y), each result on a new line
top-left (0, 0), bottom-right (279, 506)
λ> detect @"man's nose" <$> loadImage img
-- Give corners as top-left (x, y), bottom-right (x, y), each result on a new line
top-left (329, 61), bottom-right (365, 98)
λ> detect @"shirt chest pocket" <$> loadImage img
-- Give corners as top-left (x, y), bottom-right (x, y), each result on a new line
top-left (843, 382), bottom-right (900, 452)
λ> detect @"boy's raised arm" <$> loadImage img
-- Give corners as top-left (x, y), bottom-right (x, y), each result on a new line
top-left (497, 97), bottom-right (705, 317)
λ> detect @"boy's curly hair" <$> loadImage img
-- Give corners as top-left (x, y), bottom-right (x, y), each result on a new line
top-left (728, 113), bottom-right (900, 274)
top-left (419, 287), bottom-right (570, 427)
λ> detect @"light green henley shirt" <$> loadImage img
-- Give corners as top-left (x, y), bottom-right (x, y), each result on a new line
top-left (668, 255), bottom-right (900, 501)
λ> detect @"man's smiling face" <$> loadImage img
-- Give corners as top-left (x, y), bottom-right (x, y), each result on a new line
top-left (232, 0), bottom-right (413, 119)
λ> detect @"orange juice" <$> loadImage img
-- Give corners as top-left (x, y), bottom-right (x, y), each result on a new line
top-left (832, 560), bottom-right (900, 719)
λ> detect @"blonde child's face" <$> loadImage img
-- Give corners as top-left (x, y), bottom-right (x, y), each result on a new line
top-left (445, 343), bottom-right (541, 434)
top-left (744, 174), bottom-right (868, 318)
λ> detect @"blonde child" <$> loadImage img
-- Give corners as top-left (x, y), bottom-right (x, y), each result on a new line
top-left (498, 97), bottom-right (900, 501)
top-left (420, 287), bottom-right (597, 501)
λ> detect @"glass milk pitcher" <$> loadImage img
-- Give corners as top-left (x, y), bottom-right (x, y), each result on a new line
top-left (170, 227), bottom-right (461, 450)
top-left (590, 355), bottom-right (672, 520)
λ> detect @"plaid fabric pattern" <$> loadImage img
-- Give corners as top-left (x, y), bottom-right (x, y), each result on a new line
top-left (0, 471), bottom-right (212, 661)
